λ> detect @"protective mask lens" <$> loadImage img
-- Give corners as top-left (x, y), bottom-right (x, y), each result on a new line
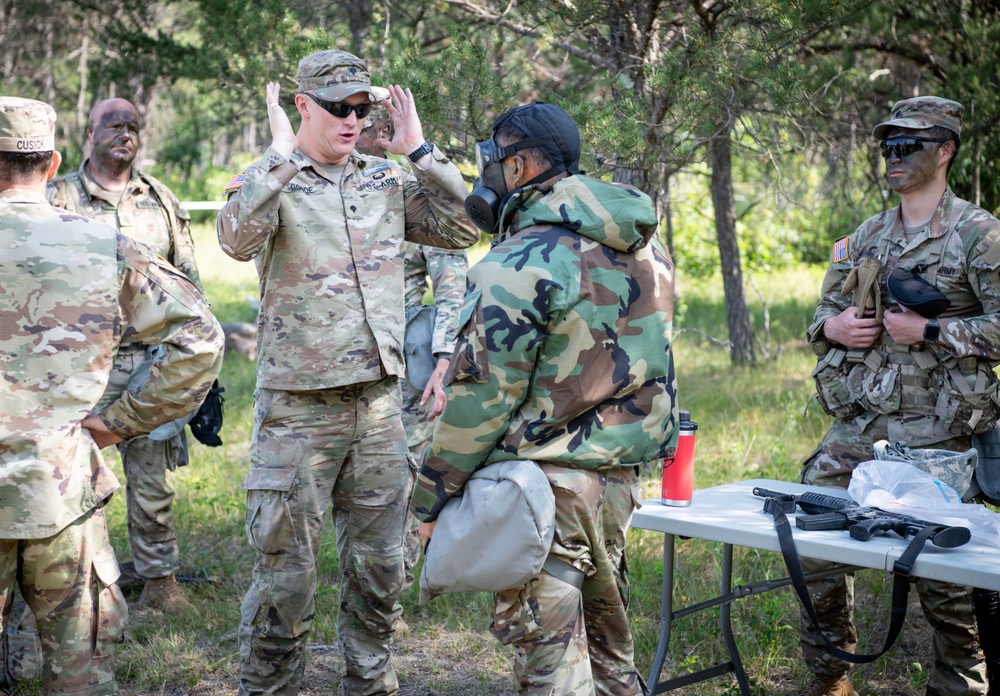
top-left (475, 139), bottom-right (501, 177)
top-left (305, 93), bottom-right (372, 120)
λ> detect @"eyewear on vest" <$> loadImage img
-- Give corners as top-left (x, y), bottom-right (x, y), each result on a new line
top-left (879, 136), bottom-right (950, 159)
top-left (303, 93), bottom-right (373, 120)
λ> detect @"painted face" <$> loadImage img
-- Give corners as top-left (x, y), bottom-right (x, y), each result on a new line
top-left (298, 92), bottom-right (370, 165)
top-left (356, 117), bottom-right (392, 156)
top-left (883, 129), bottom-right (947, 195)
top-left (89, 108), bottom-right (140, 170)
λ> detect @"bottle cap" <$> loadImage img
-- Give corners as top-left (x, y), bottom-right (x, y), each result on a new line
top-left (678, 410), bottom-right (698, 430)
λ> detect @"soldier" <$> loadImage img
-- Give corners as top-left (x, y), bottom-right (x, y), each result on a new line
top-left (353, 88), bottom-right (469, 597)
top-left (803, 97), bottom-right (1000, 696)
top-left (411, 102), bottom-right (678, 695)
top-left (216, 50), bottom-right (478, 695)
top-left (0, 97), bottom-right (223, 695)
top-left (47, 97), bottom-right (203, 614)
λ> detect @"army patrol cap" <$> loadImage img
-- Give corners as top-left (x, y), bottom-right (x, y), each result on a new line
top-left (297, 50), bottom-right (376, 102)
top-left (872, 96), bottom-right (963, 140)
top-left (0, 97), bottom-right (56, 153)
top-left (887, 266), bottom-right (951, 319)
top-left (364, 85), bottom-right (391, 129)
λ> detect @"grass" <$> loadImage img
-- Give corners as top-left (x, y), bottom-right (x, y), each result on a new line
top-left (8, 226), bottom-right (937, 695)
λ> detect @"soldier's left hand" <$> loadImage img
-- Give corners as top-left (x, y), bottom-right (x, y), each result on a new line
top-left (420, 357), bottom-right (451, 418)
top-left (418, 520), bottom-right (436, 547)
top-left (381, 85), bottom-right (427, 163)
top-left (883, 306), bottom-right (929, 345)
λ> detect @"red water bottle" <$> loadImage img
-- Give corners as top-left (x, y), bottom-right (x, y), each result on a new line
top-left (661, 410), bottom-right (697, 506)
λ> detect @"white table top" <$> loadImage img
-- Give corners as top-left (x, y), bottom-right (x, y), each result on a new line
top-left (631, 478), bottom-right (1000, 591)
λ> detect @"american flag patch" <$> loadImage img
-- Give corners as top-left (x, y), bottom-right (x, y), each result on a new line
top-left (223, 174), bottom-right (246, 193)
top-left (831, 236), bottom-right (849, 263)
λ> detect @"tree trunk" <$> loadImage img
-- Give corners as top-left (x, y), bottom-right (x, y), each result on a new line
top-left (708, 127), bottom-right (756, 366)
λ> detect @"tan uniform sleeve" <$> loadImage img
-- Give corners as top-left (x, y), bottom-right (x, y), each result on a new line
top-left (402, 145), bottom-right (479, 250)
top-left (216, 147), bottom-right (301, 261)
top-left (99, 235), bottom-right (224, 439)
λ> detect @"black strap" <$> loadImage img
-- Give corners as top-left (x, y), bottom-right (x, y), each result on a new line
top-left (763, 497), bottom-right (934, 664)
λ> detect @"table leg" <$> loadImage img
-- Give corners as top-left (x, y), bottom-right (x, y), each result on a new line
top-left (646, 533), bottom-right (675, 694)
top-left (720, 543), bottom-right (751, 695)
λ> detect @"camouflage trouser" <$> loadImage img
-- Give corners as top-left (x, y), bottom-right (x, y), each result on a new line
top-left (799, 416), bottom-right (987, 695)
top-left (98, 345), bottom-right (186, 580)
top-left (0, 505), bottom-right (127, 696)
top-left (399, 378), bottom-right (433, 591)
top-left (238, 378), bottom-right (409, 696)
top-left (490, 465), bottom-right (644, 696)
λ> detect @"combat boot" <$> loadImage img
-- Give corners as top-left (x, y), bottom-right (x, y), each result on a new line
top-left (138, 574), bottom-right (196, 614)
top-left (801, 673), bottom-right (859, 696)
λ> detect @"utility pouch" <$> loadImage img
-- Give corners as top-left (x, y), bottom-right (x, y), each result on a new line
top-left (935, 359), bottom-right (1000, 436)
top-left (812, 348), bottom-right (862, 420)
top-left (861, 366), bottom-right (901, 415)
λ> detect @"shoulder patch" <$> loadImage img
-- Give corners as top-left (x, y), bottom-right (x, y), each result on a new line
top-left (223, 173), bottom-right (246, 194)
top-left (831, 236), bottom-right (849, 263)
top-left (974, 229), bottom-right (1000, 270)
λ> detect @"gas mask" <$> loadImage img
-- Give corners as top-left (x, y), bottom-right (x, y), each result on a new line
top-left (464, 138), bottom-right (513, 233)
top-left (465, 136), bottom-right (567, 233)
top-left (465, 103), bottom-right (583, 234)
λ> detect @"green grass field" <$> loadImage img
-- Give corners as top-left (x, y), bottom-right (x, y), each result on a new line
top-left (8, 226), bottom-right (939, 695)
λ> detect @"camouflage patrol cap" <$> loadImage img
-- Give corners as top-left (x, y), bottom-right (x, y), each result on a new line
top-left (0, 97), bottom-right (56, 153)
top-left (364, 85), bottom-right (391, 129)
top-left (297, 50), bottom-right (376, 102)
top-left (872, 96), bottom-right (963, 140)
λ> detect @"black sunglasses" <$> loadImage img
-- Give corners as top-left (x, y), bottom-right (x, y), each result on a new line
top-left (303, 93), bottom-right (373, 120)
top-left (879, 136), bottom-right (950, 159)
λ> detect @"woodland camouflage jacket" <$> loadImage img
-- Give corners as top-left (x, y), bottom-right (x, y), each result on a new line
top-left (412, 175), bottom-right (679, 521)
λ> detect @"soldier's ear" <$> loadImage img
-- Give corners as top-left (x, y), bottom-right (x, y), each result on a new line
top-left (46, 151), bottom-right (62, 180)
top-left (508, 154), bottom-right (525, 188)
top-left (294, 94), bottom-right (310, 119)
top-left (939, 140), bottom-right (957, 165)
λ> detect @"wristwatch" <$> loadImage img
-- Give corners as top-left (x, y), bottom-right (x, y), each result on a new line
top-left (407, 140), bottom-right (434, 162)
top-left (923, 318), bottom-right (940, 342)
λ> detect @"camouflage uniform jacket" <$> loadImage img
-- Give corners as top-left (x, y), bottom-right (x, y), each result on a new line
top-left (809, 187), bottom-right (1000, 440)
top-left (404, 242), bottom-right (468, 357)
top-left (46, 160), bottom-right (200, 285)
top-left (0, 190), bottom-right (224, 539)
top-left (217, 147), bottom-right (478, 390)
top-left (412, 175), bottom-right (679, 522)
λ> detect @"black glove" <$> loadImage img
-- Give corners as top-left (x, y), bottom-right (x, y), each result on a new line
top-left (189, 380), bottom-right (225, 447)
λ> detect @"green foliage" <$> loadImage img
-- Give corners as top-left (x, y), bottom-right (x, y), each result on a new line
top-left (377, 19), bottom-right (529, 159)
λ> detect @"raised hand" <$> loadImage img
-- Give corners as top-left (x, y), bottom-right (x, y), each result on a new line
top-left (265, 81), bottom-right (296, 159)
top-left (379, 84), bottom-right (426, 160)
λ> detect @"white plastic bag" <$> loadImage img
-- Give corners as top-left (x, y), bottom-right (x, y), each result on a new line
top-left (849, 460), bottom-right (1000, 547)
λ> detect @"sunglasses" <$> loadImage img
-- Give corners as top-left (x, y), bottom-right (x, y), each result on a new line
top-left (879, 136), bottom-right (950, 159)
top-left (303, 93), bottom-right (373, 120)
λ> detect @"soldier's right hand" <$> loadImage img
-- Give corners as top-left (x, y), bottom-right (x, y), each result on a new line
top-left (822, 306), bottom-right (882, 348)
top-left (82, 415), bottom-right (123, 449)
top-left (265, 81), bottom-right (296, 159)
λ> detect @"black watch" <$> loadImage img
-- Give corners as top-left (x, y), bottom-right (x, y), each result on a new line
top-left (407, 140), bottom-right (434, 162)
top-left (923, 318), bottom-right (940, 342)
